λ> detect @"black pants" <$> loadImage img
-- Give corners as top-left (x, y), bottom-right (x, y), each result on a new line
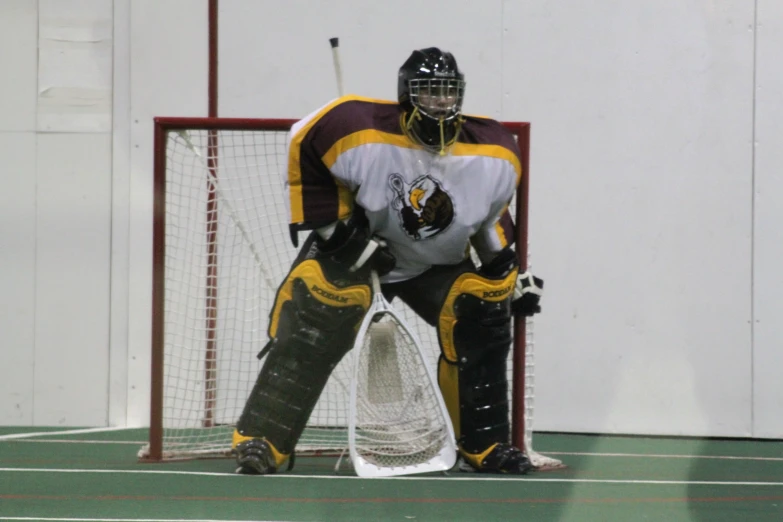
top-left (382, 258), bottom-right (476, 326)
top-left (295, 230), bottom-right (476, 324)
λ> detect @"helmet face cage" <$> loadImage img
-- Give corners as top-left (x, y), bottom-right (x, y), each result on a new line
top-left (397, 48), bottom-right (466, 153)
top-left (408, 78), bottom-right (466, 121)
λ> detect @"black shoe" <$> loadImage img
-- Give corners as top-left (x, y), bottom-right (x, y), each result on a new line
top-left (234, 439), bottom-right (280, 475)
top-left (459, 443), bottom-right (533, 475)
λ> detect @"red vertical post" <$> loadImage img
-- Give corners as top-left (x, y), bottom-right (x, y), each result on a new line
top-left (509, 123), bottom-right (531, 450)
top-left (148, 119), bottom-right (168, 461)
top-left (208, 0), bottom-right (219, 119)
top-left (203, 0), bottom-right (220, 428)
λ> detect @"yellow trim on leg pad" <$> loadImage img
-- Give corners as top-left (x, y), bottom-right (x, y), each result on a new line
top-left (232, 429), bottom-right (252, 449)
top-left (438, 358), bottom-right (461, 439)
top-left (436, 268), bottom-right (517, 452)
top-left (268, 259), bottom-right (371, 338)
top-left (437, 268), bottom-right (518, 362)
top-left (459, 442), bottom-right (533, 474)
top-left (232, 429), bottom-right (290, 469)
top-left (459, 443), bottom-right (499, 470)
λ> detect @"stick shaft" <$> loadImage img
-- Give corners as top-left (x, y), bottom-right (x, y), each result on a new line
top-left (330, 37), bottom-right (344, 96)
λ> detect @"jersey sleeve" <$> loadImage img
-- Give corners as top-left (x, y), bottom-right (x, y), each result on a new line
top-left (471, 159), bottom-right (520, 260)
top-left (285, 98), bottom-right (355, 245)
top-left (459, 116), bottom-right (523, 261)
top-left (471, 185), bottom-right (517, 262)
top-left (285, 96), bottom-right (402, 246)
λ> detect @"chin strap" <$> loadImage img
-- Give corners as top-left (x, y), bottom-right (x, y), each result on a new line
top-left (401, 109), bottom-right (465, 155)
top-left (438, 116), bottom-right (447, 156)
top-left (402, 108), bottom-right (422, 142)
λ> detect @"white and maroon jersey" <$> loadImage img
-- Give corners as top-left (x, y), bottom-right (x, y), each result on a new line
top-left (286, 95), bottom-right (522, 283)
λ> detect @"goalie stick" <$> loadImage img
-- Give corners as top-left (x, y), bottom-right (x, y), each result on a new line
top-left (329, 37), bottom-right (344, 97)
top-left (328, 37), bottom-right (456, 478)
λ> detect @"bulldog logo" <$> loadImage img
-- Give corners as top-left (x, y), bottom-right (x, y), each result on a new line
top-left (389, 173), bottom-right (454, 240)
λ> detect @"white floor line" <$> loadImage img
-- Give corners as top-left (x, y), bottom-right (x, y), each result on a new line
top-left (0, 518), bottom-right (293, 522)
top-left (547, 451), bottom-right (783, 462)
top-left (1, 467), bottom-right (783, 486)
top-left (0, 427), bottom-right (130, 441)
top-left (7, 439), bottom-right (144, 445)
top-left (5, 436), bottom-right (783, 463)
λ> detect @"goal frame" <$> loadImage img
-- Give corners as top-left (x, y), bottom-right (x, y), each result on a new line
top-left (147, 116), bottom-right (533, 462)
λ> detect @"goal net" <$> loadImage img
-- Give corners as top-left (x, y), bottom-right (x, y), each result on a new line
top-left (139, 117), bottom-right (561, 470)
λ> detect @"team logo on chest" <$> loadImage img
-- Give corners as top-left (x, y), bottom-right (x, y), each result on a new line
top-left (389, 173), bottom-right (455, 240)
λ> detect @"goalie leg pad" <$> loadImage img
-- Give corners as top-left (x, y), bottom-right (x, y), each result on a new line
top-left (236, 259), bottom-right (371, 456)
top-left (436, 267), bottom-right (518, 454)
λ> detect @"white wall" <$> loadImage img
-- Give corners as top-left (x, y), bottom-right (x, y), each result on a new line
top-left (217, 0), bottom-right (505, 119)
top-left (752, 0), bottom-right (783, 439)
top-left (123, 0), bottom-right (210, 428)
top-left (504, 0), bottom-right (755, 437)
top-left (2, 0), bottom-right (782, 439)
top-left (0, 0), bottom-right (37, 424)
top-left (1, 0), bottom-right (112, 426)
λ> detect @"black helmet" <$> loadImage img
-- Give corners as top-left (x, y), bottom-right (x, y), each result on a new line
top-left (398, 47), bottom-right (466, 154)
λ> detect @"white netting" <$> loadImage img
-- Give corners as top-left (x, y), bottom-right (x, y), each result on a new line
top-left (351, 318), bottom-right (453, 473)
top-left (140, 121), bottom-right (559, 469)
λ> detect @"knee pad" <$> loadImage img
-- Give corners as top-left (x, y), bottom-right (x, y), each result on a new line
top-left (436, 267), bottom-right (518, 453)
top-left (268, 259), bottom-right (371, 345)
top-left (237, 259), bottom-right (371, 454)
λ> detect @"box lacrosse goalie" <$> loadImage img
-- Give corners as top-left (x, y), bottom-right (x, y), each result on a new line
top-left (231, 47), bottom-right (545, 475)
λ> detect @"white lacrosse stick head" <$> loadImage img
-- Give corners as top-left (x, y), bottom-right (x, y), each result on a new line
top-left (347, 282), bottom-right (457, 478)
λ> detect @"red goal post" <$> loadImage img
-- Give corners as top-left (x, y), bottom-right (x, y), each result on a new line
top-left (143, 116), bottom-right (558, 469)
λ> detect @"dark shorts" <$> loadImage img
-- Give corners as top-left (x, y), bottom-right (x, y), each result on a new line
top-left (382, 258), bottom-right (475, 327)
top-left (295, 230), bottom-right (476, 327)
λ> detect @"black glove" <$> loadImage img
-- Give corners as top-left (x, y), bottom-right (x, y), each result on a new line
top-left (317, 221), bottom-right (396, 276)
top-left (512, 271), bottom-right (544, 316)
top-left (480, 248), bottom-right (544, 317)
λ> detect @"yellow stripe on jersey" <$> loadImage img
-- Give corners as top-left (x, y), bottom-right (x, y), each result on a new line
top-left (493, 208), bottom-right (510, 249)
top-left (336, 181), bottom-right (353, 220)
top-left (321, 129), bottom-right (416, 169)
top-left (288, 96), bottom-right (398, 224)
top-left (450, 143), bottom-right (522, 187)
top-left (320, 130), bottom-right (521, 197)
